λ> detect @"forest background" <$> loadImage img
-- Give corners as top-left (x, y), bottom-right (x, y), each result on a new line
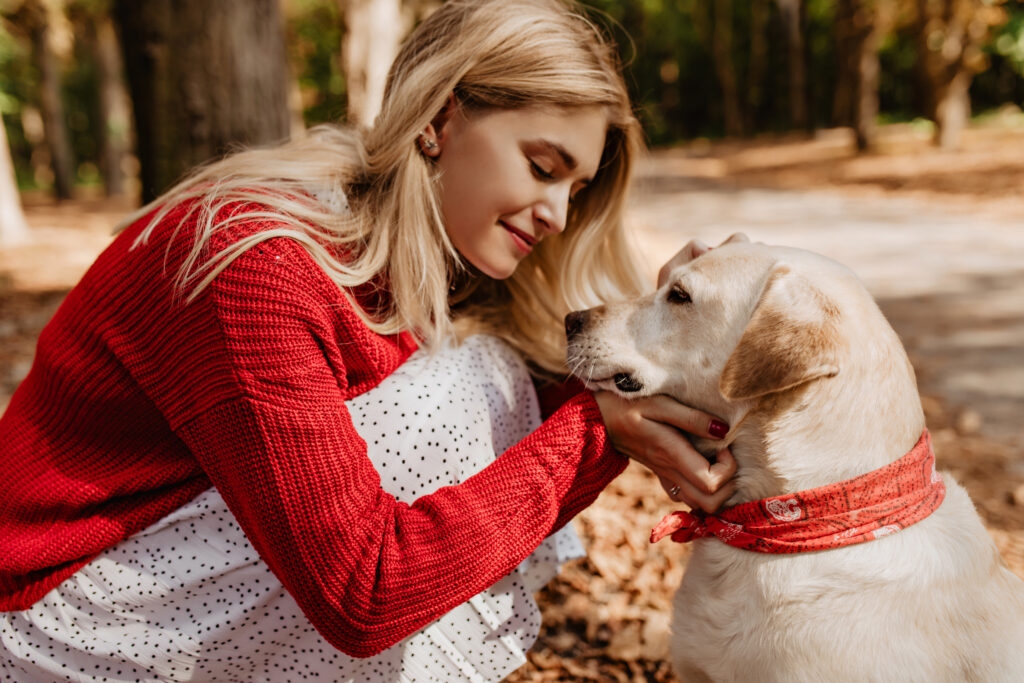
top-left (2, 0), bottom-right (1024, 210)
top-left (1, 1), bottom-right (1023, 681)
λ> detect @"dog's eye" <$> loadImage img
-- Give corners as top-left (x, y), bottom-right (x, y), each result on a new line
top-left (667, 286), bottom-right (692, 304)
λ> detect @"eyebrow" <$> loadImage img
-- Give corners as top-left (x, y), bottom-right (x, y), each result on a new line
top-left (529, 139), bottom-right (578, 171)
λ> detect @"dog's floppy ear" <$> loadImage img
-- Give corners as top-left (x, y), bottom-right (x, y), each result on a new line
top-left (720, 264), bottom-right (841, 401)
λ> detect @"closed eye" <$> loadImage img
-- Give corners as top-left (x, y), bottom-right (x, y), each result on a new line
top-left (667, 286), bottom-right (691, 304)
top-left (530, 160), bottom-right (555, 180)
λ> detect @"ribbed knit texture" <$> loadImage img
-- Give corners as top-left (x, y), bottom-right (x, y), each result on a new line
top-left (0, 201), bottom-right (627, 657)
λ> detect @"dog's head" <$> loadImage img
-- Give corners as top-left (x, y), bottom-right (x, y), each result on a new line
top-left (568, 240), bottom-right (927, 495)
top-left (565, 242), bottom-right (853, 425)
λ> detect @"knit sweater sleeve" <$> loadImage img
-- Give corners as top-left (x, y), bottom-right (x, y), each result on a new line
top-left (164, 236), bottom-right (626, 658)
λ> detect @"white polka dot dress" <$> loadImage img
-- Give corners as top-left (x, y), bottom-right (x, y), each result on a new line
top-left (0, 335), bottom-right (584, 682)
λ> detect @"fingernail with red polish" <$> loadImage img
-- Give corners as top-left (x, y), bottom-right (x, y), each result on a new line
top-left (708, 420), bottom-right (729, 439)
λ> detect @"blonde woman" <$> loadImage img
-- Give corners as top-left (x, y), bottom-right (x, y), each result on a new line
top-left (0, 0), bottom-right (735, 680)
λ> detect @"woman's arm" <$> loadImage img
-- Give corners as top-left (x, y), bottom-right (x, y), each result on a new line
top-left (151, 236), bottom-right (624, 658)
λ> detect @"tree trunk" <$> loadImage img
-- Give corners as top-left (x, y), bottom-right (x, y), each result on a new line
top-left (854, 23), bottom-right (881, 151)
top-left (114, 0), bottom-right (291, 203)
top-left (711, 0), bottom-right (744, 137)
top-left (853, 0), bottom-right (882, 151)
top-left (0, 118), bottom-right (31, 246)
top-left (915, 0), bottom-right (990, 150)
top-left (91, 12), bottom-right (132, 197)
top-left (24, 0), bottom-right (75, 200)
top-left (341, 0), bottom-right (403, 128)
top-left (776, 0), bottom-right (810, 133)
top-left (933, 68), bottom-right (972, 149)
top-left (832, 0), bottom-right (859, 128)
top-left (745, 0), bottom-right (770, 134)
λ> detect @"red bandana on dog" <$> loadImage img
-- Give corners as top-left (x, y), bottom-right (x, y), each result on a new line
top-left (651, 430), bottom-right (945, 553)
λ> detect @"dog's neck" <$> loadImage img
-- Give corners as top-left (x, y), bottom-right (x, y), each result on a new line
top-left (711, 330), bottom-right (927, 504)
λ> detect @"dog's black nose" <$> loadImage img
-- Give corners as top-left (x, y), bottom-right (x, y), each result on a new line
top-left (564, 310), bottom-right (589, 339)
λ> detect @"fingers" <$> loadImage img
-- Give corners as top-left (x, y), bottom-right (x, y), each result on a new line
top-left (667, 441), bottom-right (735, 498)
top-left (686, 466), bottom-right (738, 513)
top-left (658, 234), bottom-right (754, 288)
top-left (720, 232), bottom-right (750, 247)
top-left (634, 394), bottom-right (729, 441)
top-left (659, 450), bottom-right (738, 513)
top-left (622, 414), bottom-right (731, 496)
top-left (595, 391), bottom-right (738, 511)
top-left (657, 238), bottom-right (710, 287)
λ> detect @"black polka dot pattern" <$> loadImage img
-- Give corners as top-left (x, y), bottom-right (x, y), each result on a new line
top-left (0, 336), bottom-right (584, 682)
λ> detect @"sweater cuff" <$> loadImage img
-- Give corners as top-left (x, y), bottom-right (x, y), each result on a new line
top-left (535, 378), bottom-right (586, 421)
top-left (545, 391), bottom-right (628, 535)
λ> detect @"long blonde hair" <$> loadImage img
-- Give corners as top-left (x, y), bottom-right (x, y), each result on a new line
top-left (125, 0), bottom-right (647, 377)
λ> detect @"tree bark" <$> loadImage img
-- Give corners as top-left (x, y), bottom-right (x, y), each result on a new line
top-left (340, 0), bottom-right (404, 128)
top-left (711, 0), bottom-right (744, 137)
top-left (915, 0), bottom-right (993, 149)
top-left (0, 117), bottom-right (31, 246)
top-left (776, 0), bottom-right (810, 133)
top-left (832, 0), bottom-right (859, 128)
top-left (854, 22), bottom-right (881, 151)
top-left (114, 0), bottom-right (291, 202)
top-left (91, 12), bottom-right (132, 197)
top-left (933, 67), bottom-right (972, 149)
top-left (745, 0), bottom-right (770, 134)
top-left (23, 0), bottom-right (75, 200)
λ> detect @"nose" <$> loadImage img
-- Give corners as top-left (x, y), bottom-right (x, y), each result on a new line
top-left (535, 184), bottom-right (571, 235)
top-left (564, 309), bottom-right (590, 339)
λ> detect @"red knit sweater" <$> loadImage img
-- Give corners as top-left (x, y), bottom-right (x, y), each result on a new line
top-left (0, 201), bottom-right (626, 657)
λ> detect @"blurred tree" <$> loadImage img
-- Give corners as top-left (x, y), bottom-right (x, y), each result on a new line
top-left (69, 0), bottom-right (131, 196)
top-left (915, 0), bottom-right (1008, 148)
top-left (114, 0), bottom-right (290, 202)
top-left (0, 109), bottom-right (29, 245)
top-left (691, 0), bottom-right (745, 136)
top-left (340, 0), bottom-right (403, 128)
top-left (973, 2), bottom-right (1024, 110)
top-left (285, 0), bottom-right (345, 127)
top-left (711, 0), bottom-right (744, 137)
top-left (91, 11), bottom-right (128, 196)
top-left (11, 0), bottom-right (75, 199)
top-left (777, 0), bottom-right (811, 132)
top-left (746, 0), bottom-right (771, 133)
top-left (833, 0), bottom-right (900, 150)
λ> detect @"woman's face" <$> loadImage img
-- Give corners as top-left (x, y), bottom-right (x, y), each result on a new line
top-left (432, 104), bottom-right (608, 280)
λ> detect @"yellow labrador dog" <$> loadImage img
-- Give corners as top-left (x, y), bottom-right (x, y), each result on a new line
top-left (565, 241), bottom-right (1024, 682)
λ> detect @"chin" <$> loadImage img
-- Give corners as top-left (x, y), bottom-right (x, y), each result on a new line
top-left (468, 257), bottom-right (520, 280)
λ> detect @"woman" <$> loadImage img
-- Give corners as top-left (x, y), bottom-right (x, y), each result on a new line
top-left (0, 0), bottom-right (735, 680)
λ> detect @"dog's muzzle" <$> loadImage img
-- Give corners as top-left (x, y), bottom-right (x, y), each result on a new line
top-left (564, 309), bottom-right (589, 340)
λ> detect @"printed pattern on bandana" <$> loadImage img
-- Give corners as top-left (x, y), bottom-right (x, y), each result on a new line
top-left (650, 430), bottom-right (945, 553)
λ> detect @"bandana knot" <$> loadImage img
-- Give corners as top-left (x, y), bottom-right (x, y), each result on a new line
top-left (651, 430), bottom-right (945, 554)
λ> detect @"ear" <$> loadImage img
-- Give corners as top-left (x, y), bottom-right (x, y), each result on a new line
top-left (420, 92), bottom-right (458, 156)
top-left (719, 265), bottom-right (841, 402)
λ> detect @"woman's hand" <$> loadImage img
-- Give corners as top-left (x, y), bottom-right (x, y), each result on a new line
top-left (594, 391), bottom-right (736, 513)
top-left (590, 233), bottom-right (750, 513)
top-left (657, 232), bottom-right (751, 288)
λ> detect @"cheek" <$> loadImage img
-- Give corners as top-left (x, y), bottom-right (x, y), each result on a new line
top-left (640, 308), bottom-right (706, 370)
top-left (439, 163), bottom-right (509, 239)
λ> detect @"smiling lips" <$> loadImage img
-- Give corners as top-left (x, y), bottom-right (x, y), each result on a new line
top-left (500, 222), bottom-right (538, 254)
